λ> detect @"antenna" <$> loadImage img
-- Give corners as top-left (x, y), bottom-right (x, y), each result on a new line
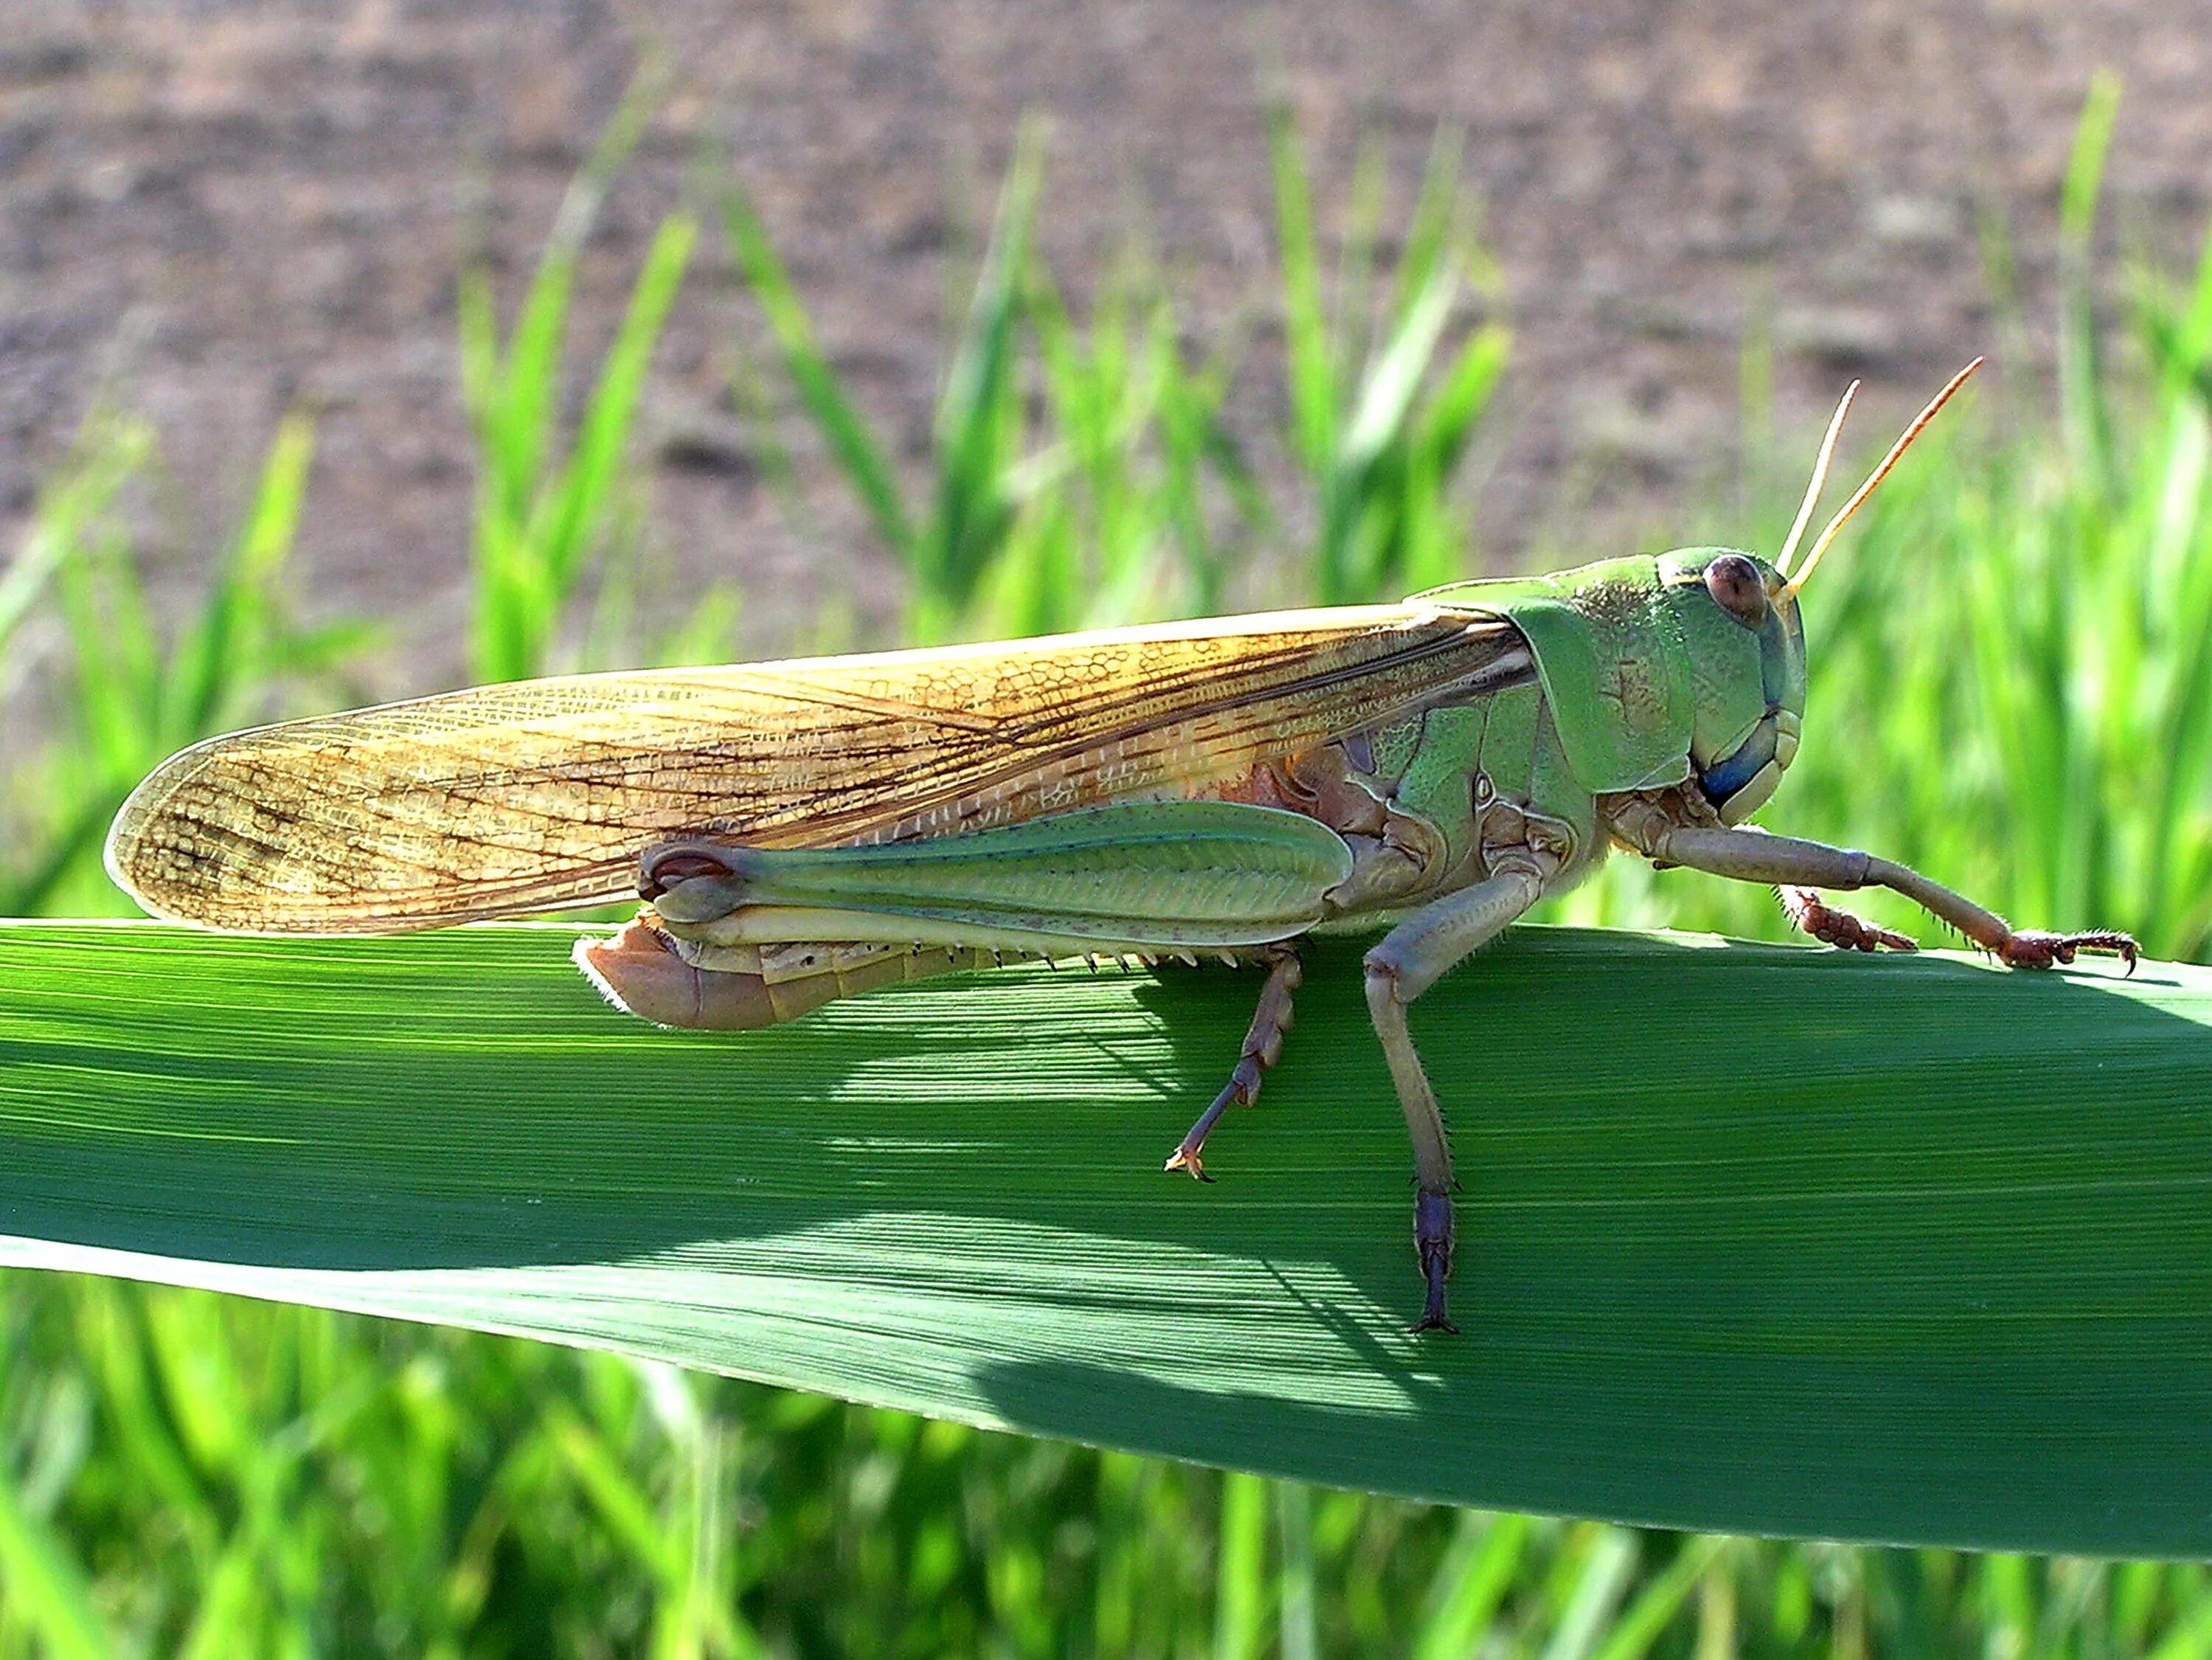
top-left (1775, 381), bottom-right (1859, 579)
top-left (1778, 358), bottom-right (1984, 603)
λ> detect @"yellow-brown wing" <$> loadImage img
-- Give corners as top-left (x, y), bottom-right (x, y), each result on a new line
top-left (106, 603), bottom-right (1530, 932)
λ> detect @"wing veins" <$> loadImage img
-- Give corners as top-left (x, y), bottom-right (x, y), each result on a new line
top-left (112, 609), bottom-right (1530, 929)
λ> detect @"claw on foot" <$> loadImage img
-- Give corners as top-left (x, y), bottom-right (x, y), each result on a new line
top-left (1412, 1189), bottom-right (1457, 1335)
top-left (1997, 929), bottom-right (2140, 975)
top-left (1162, 949), bottom-right (1302, 1184)
top-left (1164, 1078), bottom-right (1241, 1183)
top-left (1162, 1145), bottom-right (1216, 1183)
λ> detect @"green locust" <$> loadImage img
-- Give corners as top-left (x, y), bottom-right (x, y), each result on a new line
top-left (105, 360), bottom-right (2135, 1332)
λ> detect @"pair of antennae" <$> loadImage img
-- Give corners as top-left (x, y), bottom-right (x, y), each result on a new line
top-left (1772, 357), bottom-right (1983, 600)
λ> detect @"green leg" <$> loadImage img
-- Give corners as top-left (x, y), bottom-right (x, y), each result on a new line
top-left (1362, 863), bottom-right (1549, 1334)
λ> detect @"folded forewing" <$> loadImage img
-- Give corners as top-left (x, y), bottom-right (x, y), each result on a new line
top-left (107, 604), bottom-right (1528, 931)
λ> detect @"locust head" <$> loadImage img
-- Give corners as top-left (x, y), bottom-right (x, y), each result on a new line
top-left (1668, 359), bottom-right (1983, 826)
top-left (1660, 548), bottom-right (1806, 826)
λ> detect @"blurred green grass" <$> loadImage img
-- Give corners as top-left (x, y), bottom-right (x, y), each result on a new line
top-left (5, 75), bottom-right (2212, 1658)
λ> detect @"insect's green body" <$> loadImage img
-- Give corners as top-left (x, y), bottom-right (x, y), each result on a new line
top-left (103, 367), bottom-right (2136, 1331)
top-left (633, 550), bottom-right (1806, 972)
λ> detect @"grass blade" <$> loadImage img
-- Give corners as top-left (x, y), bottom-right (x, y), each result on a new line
top-left (720, 181), bottom-right (916, 563)
top-left (1268, 106), bottom-right (1335, 477)
top-left (2059, 71), bottom-right (2123, 497)
top-left (916, 125), bottom-right (1047, 639)
top-left (534, 214), bottom-right (697, 596)
top-left (165, 409), bottom-right (317, 744)
top-left (1412, 1511), bottom-right (1530, 1659)
top-left (1543, 1529), bottom-right (1640, 1660)
top-left (1275, 1481), bottom-right (1317, 1660)
top-left (4, 412), bottom-right (355, 920)
top-left (1589, 1536), bottom-right (1727, 1660)
top-left (1339, 255), bottom-right (1460, 479)
top-left (3, 923), bottom-right (2209, 1557)
top-left (0, 1454), bottom-right (119, 1660)
top-left (1214, 1471), bottom-right (1269, 1660)
top-left (460, 65), bottom-right (675, 684)
top-left (0, 412), bottom-right (153, 666)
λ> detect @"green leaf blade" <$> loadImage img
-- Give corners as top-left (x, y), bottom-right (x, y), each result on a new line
top-left (3, 921), bottom-right (2209, 1557)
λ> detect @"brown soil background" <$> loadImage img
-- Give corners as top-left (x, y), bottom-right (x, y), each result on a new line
top-left (3, 0), bottom-right (2209, 691)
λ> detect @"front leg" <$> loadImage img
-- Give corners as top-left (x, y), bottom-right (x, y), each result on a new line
top-left (1363, 857), bottom-right (1552, 1333)
top-left (1643, 824), bottom-right (2138, 972)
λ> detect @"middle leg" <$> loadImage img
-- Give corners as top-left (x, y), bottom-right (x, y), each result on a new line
top-left (1362, 857), bottom-right (1552, 1334)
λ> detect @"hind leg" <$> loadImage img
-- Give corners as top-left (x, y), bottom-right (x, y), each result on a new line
top-left (1164, 946), bottom-right (1303, 1182)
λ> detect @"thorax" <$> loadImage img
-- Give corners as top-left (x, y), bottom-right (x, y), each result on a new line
top-left (1206, 681), bottom-right (1607, 919)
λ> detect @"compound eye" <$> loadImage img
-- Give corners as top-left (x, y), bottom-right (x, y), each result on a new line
top-left (1705, 553), bottom-right (1769, 628)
